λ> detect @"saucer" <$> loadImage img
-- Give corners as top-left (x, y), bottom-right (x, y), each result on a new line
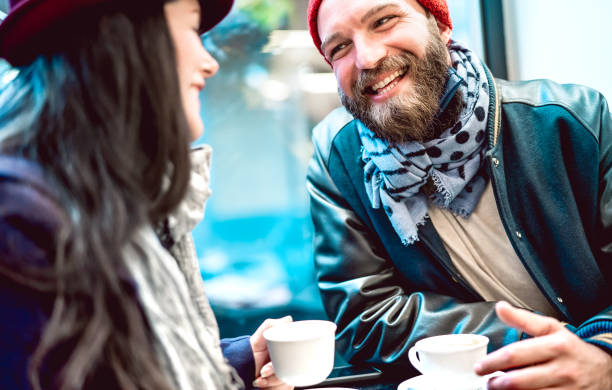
top-left (397, 372), bottom-right (504, 390)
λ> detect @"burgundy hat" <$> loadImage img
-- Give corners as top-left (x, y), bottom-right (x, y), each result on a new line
top-left (307, 0), bottom-right (452, 62)
top-left (0, 0), bottom-right (234, 66)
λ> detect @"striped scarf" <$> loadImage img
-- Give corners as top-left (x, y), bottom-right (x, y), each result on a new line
top-left (127, 146), bottom-right (243, 390)
top-left (359, 42), bottom-right (489, 245)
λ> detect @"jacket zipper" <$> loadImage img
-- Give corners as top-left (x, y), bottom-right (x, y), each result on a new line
top-left (485, 77), bottom-right (568, 319)
top-left (418, 226), bottom-right (482, 300)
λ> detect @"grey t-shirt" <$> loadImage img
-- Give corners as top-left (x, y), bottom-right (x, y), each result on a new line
top-left (428, 181), bottom-right (561, 319)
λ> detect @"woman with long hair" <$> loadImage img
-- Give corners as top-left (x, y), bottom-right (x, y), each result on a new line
top-left (0, 0), bottom-right (291, 389)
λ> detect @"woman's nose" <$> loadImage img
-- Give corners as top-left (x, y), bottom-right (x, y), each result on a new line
top-left (201, 48), bottom-right (219, 78)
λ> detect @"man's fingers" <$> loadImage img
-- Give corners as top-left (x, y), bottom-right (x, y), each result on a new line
top-left (486, 364), bottom-right (563, 390)
top-left (495, 301), bottom-right (562, 337)
top-left (475, 335), bottom-right (560, 374)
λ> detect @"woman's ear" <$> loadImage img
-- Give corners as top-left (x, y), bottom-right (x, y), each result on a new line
top-left (437, 19), bottom-right (452, 45)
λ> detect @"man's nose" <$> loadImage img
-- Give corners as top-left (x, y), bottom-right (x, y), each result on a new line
top-left (354, 37), bottom-right (386, 70)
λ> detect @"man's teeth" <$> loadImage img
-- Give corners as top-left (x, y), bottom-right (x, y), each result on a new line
top-left (377, 79), bottom-right (400, 95)
top-left (372, 70), bottom-right (404, 92)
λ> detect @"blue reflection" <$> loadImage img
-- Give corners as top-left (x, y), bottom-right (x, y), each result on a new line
top-left (192, 9), bottom-right (327, 337)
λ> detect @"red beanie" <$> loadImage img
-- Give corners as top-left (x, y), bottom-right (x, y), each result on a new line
top-left (307, 0), bottom-right (452, 60)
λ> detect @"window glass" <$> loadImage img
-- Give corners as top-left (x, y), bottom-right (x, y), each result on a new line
top-left (193, 1), bottom-right (486, 338)
top-left (448, 0), bottom-right (485, 60)
top-left (193, 1), bottom-right (330, 337)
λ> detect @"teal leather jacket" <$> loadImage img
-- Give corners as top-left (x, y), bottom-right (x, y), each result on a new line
top-left (306, 67), bottom-right (612, 371)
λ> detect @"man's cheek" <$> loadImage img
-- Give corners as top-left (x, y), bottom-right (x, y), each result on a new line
top-left (335, 70), bottom-right (353, 97)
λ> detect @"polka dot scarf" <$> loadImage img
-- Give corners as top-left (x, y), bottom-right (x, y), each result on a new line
top-left (358, 41), bottom-right (490, 245)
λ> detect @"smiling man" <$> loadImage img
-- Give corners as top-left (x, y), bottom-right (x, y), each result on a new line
top-left (305, 0), bottom-right (612, 389)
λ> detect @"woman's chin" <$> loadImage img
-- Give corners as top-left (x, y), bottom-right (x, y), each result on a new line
top-left (188, 120), bottom-right (204, 141)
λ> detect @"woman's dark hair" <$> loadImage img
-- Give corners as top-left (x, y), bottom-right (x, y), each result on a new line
top-left (0, 0), bottom-right (191, 389)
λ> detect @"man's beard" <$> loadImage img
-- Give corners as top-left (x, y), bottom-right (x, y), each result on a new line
top-left (339, 18), bottom-right (462, 144)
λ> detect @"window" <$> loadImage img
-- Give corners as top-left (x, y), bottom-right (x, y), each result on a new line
top-left (448, 0), bottom-right (484, 60)
top-left (193, 1), bottom-right (487, 338)
top-left (193, 1), bottom-right (331, 337)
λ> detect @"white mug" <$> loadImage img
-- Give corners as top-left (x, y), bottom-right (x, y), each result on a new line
top-left (263, 320), bottom-right (337, 387)
top-left (408, 334), bottom-right (489, 388)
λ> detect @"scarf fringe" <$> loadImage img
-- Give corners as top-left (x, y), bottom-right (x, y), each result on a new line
top-left (448, 205), bottom-right (471, 219)
top-left (400, 214), bottom-right (430, 246)
top-left (431, 173), bottom-right (453, 206)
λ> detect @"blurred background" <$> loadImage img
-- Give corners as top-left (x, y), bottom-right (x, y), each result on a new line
top-left (191, 0), bottom-right (487, 337)
top-left (1, 0), bottom-right (610, 337)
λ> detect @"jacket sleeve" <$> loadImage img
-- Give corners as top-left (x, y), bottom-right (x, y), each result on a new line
top-left (306, 131), bottom-right (521, 369)
top-left (0, 267), bottom-right (46, 390)
top-left (0, 180), bottom-right (61, 390)
top-left (221, 336), bottom-right (255, 390)
top-left (573, 92), bottom-right (612, 354)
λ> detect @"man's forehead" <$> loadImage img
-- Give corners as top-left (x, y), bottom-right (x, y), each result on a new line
top-left (318, 0), bottom-right (423, 34)
top-left (318, 0), bottom-right (398, 53)
top-left (319, 0), bottom-right (403, 23)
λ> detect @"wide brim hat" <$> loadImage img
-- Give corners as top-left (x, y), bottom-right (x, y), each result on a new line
top-left (0, 0), bottom-right (234, 66)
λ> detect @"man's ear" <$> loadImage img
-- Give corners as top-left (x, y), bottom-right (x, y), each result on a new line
top-left (437, 19), bottom-right (452, 45)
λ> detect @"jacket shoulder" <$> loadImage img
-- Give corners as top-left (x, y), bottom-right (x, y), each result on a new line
top-left (497, 78), bottom-right (609, 139)
top-left (312, 106), bottom-right (357, 166)
top-left (0, 157), bottom-right (65, 266)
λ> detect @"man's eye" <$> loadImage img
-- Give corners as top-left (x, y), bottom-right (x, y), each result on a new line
top-left (329, 42), bottom-right (348, 60)
top-left (374, 15), bottom-right (397, 28)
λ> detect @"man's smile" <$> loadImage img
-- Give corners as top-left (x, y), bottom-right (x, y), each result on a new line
top-left (365, 68), bottom-right (408, 97)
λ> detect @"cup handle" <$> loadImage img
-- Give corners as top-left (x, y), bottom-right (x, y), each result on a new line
top-left (408, 347), bottom-right (424, 374)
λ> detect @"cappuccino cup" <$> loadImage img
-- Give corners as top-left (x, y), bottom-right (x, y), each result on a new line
top-left (263, 320), bottom-right (337, 387)
top-left (408, 334), bottom-right (489, 388)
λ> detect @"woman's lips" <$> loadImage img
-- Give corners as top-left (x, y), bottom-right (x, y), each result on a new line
top-left (192, 82), bottom-right (204, 92)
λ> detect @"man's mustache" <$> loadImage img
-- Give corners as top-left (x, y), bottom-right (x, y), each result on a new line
top-left (353, 52), bottom-right (419, 96)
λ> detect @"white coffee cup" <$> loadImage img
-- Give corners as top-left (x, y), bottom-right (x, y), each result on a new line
top-left (408, 334), bottom-right (489, 388)
top-left (263, 320), bottom-right (337, 387)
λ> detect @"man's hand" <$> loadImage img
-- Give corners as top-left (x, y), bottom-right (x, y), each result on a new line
top-left (474, 301), bottom-right (612, 389)
top-left (250, 316), bottom-right (293, 390)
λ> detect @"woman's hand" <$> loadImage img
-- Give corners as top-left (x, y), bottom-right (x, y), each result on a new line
top-left (250, 316), bottom-right (294, 390)
top-left (475, 301), bottom-right (612, 390)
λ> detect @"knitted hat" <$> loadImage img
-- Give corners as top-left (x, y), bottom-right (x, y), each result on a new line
top-left (307, 0), bottom-right (452, 60)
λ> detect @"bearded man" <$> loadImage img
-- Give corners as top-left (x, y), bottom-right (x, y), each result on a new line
top-left (305, 0), bottom-right (612, 389)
